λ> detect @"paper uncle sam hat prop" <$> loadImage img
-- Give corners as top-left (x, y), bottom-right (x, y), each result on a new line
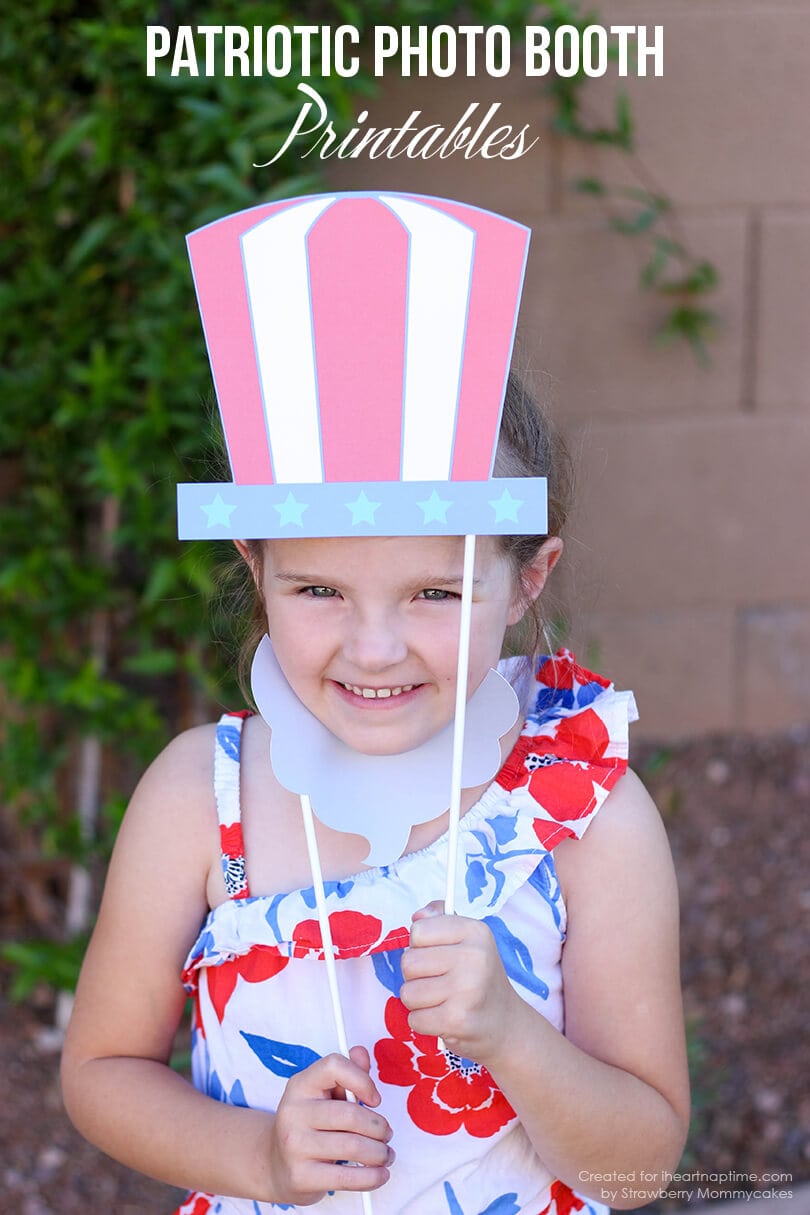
top-left (177, 191), bottom-right (547, 540)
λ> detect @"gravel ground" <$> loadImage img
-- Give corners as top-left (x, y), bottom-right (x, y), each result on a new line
top-left (2, 729), bottom-right (809, 1213)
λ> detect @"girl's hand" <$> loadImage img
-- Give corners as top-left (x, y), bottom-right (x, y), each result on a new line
top-left (400, 902), bottom-right (518, 1065)
top-left (267, 1045), bottom-right (394, 1206)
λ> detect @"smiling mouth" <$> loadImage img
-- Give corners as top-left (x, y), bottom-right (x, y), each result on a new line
top-left (340, 682), bottom-right (418, 699)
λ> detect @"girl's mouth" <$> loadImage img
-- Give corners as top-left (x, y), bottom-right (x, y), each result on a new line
top-left (342, 682), bottom-right (414, 698)
top-left (331, 680), bottom-right (425, 707)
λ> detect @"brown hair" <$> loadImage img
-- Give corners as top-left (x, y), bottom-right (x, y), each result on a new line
top-left (224, 369), bottom-right (572, 698)
top-left (493, 369), bottom-right (572, 661)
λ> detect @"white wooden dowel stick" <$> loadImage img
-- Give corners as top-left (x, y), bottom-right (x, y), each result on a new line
top-left (444, 533), bottom-right (477, 917)
top-left (299, 793), bottom-right (374, 1215)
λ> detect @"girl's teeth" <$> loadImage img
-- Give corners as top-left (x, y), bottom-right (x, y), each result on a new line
top-left (343, 683), bottom-right (415, 698)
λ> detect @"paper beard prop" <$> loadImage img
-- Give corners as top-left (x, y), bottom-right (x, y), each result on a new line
top-left (251, 634), bottom-right (520, 867)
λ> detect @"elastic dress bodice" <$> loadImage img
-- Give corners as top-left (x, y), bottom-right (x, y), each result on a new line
top-left (175, 652), bottom-right (637, 1215)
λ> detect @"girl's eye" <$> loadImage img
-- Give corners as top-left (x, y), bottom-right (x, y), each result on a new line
top-left (418, 588), bottom-right (458, 601)
top-left (301, 585), bottom-right (338, 598)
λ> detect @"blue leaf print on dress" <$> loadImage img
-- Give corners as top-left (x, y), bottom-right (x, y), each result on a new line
top-left (264, 893), bottom-right (286, 939)
top-left (195, 928), bottom-right (216, 961)
top-left (483, 915), bottom-right (549, 999)
top-left (528, 854), bottom-right (564, 932)
top-left (301, 878), bottom-right (355, 908)
top-left (531, 685), bottom-right (571, 719)
top-left (372, 947), bottom-right (404, 996)
top-left (230, 1078), bottom-right (247, 1107)
top-left (215, 723), bottom-right (241, 761)
top-left (241, 1033), bottom-right (321, 1078)
top-left (489, 814), bottom-right (518, 846)
top-left (444, 1182), bottom-right (464, 1215)
top-left (467, 824), bottom-right (540, 908)
top-left (443, 1181), bottom-right (521, 1215)
top-left (480, 1195), bottom-right (521, 1215)
top-left (576, 681), bottom-right (602, 707)
top-left (465, 859), bottom-right (487, 903)
top-left (208, 1068), bottom-right (223, 1102)
top-left (207, 1069), bottom-right (249, 1107)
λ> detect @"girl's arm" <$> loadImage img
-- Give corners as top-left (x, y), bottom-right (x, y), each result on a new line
top-left (61, 727), bottom-right (391, 1203)
top-left (401, 769), bottom-right (690, 1208)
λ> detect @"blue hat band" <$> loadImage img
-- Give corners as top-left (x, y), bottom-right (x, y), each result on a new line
top-left (177, 478), bottom-right (547, 540)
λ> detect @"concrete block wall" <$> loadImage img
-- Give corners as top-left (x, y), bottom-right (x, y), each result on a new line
top-left (328, 1), bottom-right (810, 738)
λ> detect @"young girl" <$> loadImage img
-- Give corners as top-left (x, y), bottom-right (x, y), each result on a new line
top-left (61, 193), bottom-right (689, 1215)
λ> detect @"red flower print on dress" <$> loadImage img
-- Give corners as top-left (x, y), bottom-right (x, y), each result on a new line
top-left (536, 652), bottom-right (577, 692)
top-left (496, 706), bottom-right (625, 850)
top-left (536, 651), bottom-right (610, 694)
top-left (374, 996), bottom-right (515, 1138)
top-left (219, 822), bottom-right (245, 857)
top-left (291, 910), bottom-right (409, 959)
top-left (538, 1180), bottom-right (585, 1215)
top-left (514, 711), bottom-right (623, 820)
top-left (205, 947), bottom-right (289, 1023)
top-left (174, 1192), bottom-right (213, 1215)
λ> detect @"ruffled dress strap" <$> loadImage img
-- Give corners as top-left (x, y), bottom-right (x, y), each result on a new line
top-left (497, 649), bottom-right (639, 851)
top-left (213, 712), bottom-right (252, 900)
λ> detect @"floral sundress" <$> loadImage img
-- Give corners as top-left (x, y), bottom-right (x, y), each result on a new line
top-left (175, 652), bottom-right (638, 1215)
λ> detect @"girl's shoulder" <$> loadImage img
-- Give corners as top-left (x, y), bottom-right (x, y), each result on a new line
top-left (136, 721), bottom-right (219, 803)
top-left (113, 722), bottom-right (221, 871)
top-left (553, 766), bottom-right (676, 916)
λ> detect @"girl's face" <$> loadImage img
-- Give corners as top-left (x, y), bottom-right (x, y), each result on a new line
top-left (249, 535), bottom-right (529, 757)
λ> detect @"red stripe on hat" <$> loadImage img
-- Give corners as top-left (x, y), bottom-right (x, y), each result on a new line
top-left (188, 200), bottom-right (300, 485)
top-left (418, 199), bottom-right (529, 481)
top-left (309, 198), bottom-right (407, 483)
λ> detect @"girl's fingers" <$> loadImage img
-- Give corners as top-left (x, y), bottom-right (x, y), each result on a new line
top-left (312, 1097), bottom-right (392, 1143)
top-left (411, 899), bottom-right (445, 921)
top-left (409, 913), bottom-right (469, 949)
top-left (309, 1130), bottom-right (395, 1169)
top-left (318, 1160), bottom-right (392, 1193)
top-left (348, 1043), bottom-right (371, 1072)
top-left (406, 1005), bottom-right (448, 1040)
top-left (294, 1052), bottom-right (381, 1107)
top-left (401, 941), bottom-right (461, 981)
top-left (333, 1043), bottom-right (373, 1102)
top-left (400, 975), bottom-right (448, 1012)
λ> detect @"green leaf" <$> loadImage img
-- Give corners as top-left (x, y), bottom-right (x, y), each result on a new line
top-left (64, 216), bottom-right (117, 273)
top-left (46, 110), bottom-right (98, 166)
top-left (571, 177), bottom-right (606, 196)
top-left (0, 936), bottom-right (88, 1000)
top-left (615, 92), bottom-right (634, 152)
top-left (123, 649), bottom-right (180, 676)
top-left (610, 207), bottom-right (661, 236)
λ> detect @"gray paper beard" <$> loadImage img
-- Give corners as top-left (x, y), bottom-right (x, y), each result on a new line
top-left (250, 634), bottom-right (520, 867)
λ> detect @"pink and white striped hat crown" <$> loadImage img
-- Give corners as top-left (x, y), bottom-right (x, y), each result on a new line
top-left (177, 191), bottom-right (547, 539)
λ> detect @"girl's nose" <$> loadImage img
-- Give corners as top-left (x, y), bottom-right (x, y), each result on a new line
top-left (341, 610), bottom-right (409, 672)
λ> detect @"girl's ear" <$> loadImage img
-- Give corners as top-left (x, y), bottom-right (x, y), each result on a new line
top-left (507, 537), bottom-right (564, 626)
top-left (233, 540), bottom-right (263, 594)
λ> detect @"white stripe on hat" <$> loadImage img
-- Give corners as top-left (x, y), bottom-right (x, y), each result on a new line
top-left (381, 196), bottom-right (474, 483)
top-left (241, 196), bottom-right (335, 484)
